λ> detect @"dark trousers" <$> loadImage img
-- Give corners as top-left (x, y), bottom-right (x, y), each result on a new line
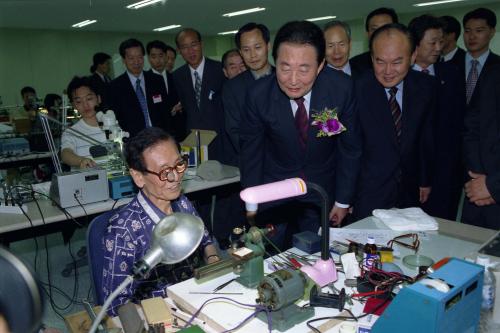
top-left (461, 199), bottom-right (500, 230)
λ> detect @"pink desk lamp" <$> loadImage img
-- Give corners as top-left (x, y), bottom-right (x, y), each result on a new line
top-left (240, 178), bottom-right (337, 287)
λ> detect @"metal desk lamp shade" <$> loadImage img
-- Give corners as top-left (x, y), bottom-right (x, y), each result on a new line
top-left (0, 246), bottom-right (43, 333)
top-left (89, 212), bottom-right (205, 333)
top-left (133, 213), bottom-right (206, 277)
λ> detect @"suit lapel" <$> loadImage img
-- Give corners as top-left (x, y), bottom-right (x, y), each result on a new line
top-left (309, 87), bottom-right (329, 141)
top-left (401, 73), bottom-right (422, 155)
top-left (368, 78), bottom-right (399, 149)
top-left (272, 83), bottom-right (302, 157)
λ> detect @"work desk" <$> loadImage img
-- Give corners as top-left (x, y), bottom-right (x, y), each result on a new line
top-left (166, 217), bottom-right (495, 333)
top-left (0, 151), bottom-right (52, 168)
top-left (0, 174), bottom-right (240, 235)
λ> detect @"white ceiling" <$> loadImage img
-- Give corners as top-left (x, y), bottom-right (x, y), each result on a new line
top-left (0, 0), bottom-right (498, 36)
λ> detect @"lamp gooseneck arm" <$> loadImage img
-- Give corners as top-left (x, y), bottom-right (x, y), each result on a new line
top-left (305, 182), bottom-right (330, 260)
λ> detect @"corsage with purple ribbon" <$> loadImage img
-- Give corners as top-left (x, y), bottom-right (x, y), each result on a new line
top-left (311, 107), bottom-right (346, 137)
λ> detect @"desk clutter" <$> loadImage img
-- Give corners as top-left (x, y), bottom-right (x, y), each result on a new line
top-left (88, 224), bottom-right (493, 333)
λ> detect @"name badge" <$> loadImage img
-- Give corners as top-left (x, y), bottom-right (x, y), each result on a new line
top-left (152, 94), bottom-right (162, 103)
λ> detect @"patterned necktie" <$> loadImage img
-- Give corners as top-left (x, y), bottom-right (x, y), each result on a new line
top-left (135, 78), bottom-right (152, 127)
top-left (294, 97), bottom-right (308, 151)
top-left (466, 59), bottom-right (479, 104)
top-left (389, 87), bottom-right (402, 141)
top-left (194, 71), bottom-right (202, 109)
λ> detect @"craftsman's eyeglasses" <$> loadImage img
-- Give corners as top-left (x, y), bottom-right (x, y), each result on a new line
top-left (144, 157), bottom-right (188, 182)
top-left (387, 233), bottom-right (420, 252)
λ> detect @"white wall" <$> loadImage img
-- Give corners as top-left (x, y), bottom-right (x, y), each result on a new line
top-left (0, 29), bottom-right (232, 107)
top-left (1, 2), bottom-right (499, 107)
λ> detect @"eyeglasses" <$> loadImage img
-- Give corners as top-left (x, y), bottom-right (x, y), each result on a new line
top-left (144, 157), bottom-right (188, 182)
top-left (387, 233), bottom-right (420, 253)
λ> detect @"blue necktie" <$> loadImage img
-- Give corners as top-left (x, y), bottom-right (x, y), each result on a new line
top-left (135, 78), bottom-right (152, 127)
top-left (194, 71), bottom-right (201, 109)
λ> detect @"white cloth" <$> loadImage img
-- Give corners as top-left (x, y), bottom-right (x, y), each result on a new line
top-left (61, 119), bottom-right (106, 159)
top-left (372, 207), bottom-right (438, 231)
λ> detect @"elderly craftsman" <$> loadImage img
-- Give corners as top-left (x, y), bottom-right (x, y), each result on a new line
top-left (102, 127), bottom-right (219, 315)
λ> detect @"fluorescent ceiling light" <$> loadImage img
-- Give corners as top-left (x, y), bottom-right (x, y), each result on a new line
top-left (307, 15), bottom-right (337, 22)
top-left (72, 19), bottom-right (97, 28)
top-left (127, 0), bottom-right (162, 9)
top-left (153, 24), bottom-right (181, 32)
top-left (222, 7), bottom-right (265, 17)
top-left (218, 30), bottom-right (238, 35)
top-left (413, 0), bottom-right (466, 7)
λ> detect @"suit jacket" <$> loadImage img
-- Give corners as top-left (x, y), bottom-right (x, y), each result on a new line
top-left (90, 72), bottom-right (111, 110)
top-left (108, 71), bottom-right (173, 137)
top-left (353, 70), bottom-right (437, 220)
top-left (146, 69), bottom-right (186, 141)
top-left (462, 64), bottom-right (500, 228)
top-left (464, 64), bottom-right (500, 201)
top-left (222, 68), bottom-right (275, 164)
top-left (173, 58), bottom-right (226, 159)
top-left (460, 51), bottom-right (500, 106)
top-left (422, 63), bottom-right (466, 219)
top-left (446, 47), bottom-right (466, 70)
top-left (240, 67), bottom-right (362, 206)
top-left (350, 51), bottom-right (372, 75)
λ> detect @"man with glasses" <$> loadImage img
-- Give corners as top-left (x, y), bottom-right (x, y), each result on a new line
top-left (102, 127), bottom-right (219, 316)
top-left (173, 28), bottom-right (226, 161)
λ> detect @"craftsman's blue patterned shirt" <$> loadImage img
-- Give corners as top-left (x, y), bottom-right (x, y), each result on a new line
top-left (102, 191), bottom-right (212, 316)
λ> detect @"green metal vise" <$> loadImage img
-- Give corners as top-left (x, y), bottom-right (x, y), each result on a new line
top-left (233, 226), bottom-right (267, 288)
top-left (193, 226), bottom-right (271, 288)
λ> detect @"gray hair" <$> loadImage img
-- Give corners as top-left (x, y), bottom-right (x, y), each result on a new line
top-left (323, 20), bottom-right (352, 41)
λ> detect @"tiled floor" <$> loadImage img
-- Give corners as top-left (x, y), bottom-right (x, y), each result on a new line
top-left (9, 228), bottom-right (92, 332)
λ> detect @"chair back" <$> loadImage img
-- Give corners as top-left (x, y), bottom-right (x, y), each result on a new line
top-left (86, 209), bottom-right (117, 305)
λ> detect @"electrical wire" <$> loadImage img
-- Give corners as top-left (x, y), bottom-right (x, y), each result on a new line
top-left (183, 296), bottom-right (272, 333)
top-left (10, 185), bottom-right (84, 318)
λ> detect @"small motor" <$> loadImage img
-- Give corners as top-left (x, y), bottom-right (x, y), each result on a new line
top-left (256, 269), bottom-right (314, 332)
top-left (257, 269), bottom-right (307, 310)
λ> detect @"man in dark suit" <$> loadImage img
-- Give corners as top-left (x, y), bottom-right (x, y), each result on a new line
top-left (173, 28), bottom-right (226, 160)
top-left (462, 64), bottom-right (500, 229)
top-left (240, 21), bottom-right (362, 248)
top-left (409, 15), bottom-right (466, 220)
top-left (108, 38), bottom-right (173, 137)
top-left (146, 40), bottom-right (185, 141)
top-left (440, 16), bottom-right (466, 67)
top-left (461, 8), bottom-right (500, 106)
top-left (352, 24), bottom-right (437, 221)
top-left (350, 7), bottom-right (399, 74)
top-left (223, 22), bottom-right (274, 166)
top-left (89, 52), bottom-right (112, 109)
top-left (323, 20), bottom-right (361, 78)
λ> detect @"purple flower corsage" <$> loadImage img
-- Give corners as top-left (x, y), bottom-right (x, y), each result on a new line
top-left (311, 107), bottom-right (346, 137)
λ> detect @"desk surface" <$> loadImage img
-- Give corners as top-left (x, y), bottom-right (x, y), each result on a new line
top-left (167, 217), bottom-right (495, 333)
top-left (0, 175), bottom-right (240, 234)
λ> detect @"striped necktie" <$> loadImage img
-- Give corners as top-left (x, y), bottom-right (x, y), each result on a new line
top-left (389, 87), bottom-right (402, 142)
top-left (194, 71), bottom-right (201, 109)
top-left (135, 78), bottom-right (152, 127)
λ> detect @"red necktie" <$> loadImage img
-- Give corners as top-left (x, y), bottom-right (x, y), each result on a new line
top-left (294, 97), bottom-right (308, 150)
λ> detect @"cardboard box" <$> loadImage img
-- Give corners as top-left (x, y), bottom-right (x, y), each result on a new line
top-left (180, 129), bottom-right (216, 167)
